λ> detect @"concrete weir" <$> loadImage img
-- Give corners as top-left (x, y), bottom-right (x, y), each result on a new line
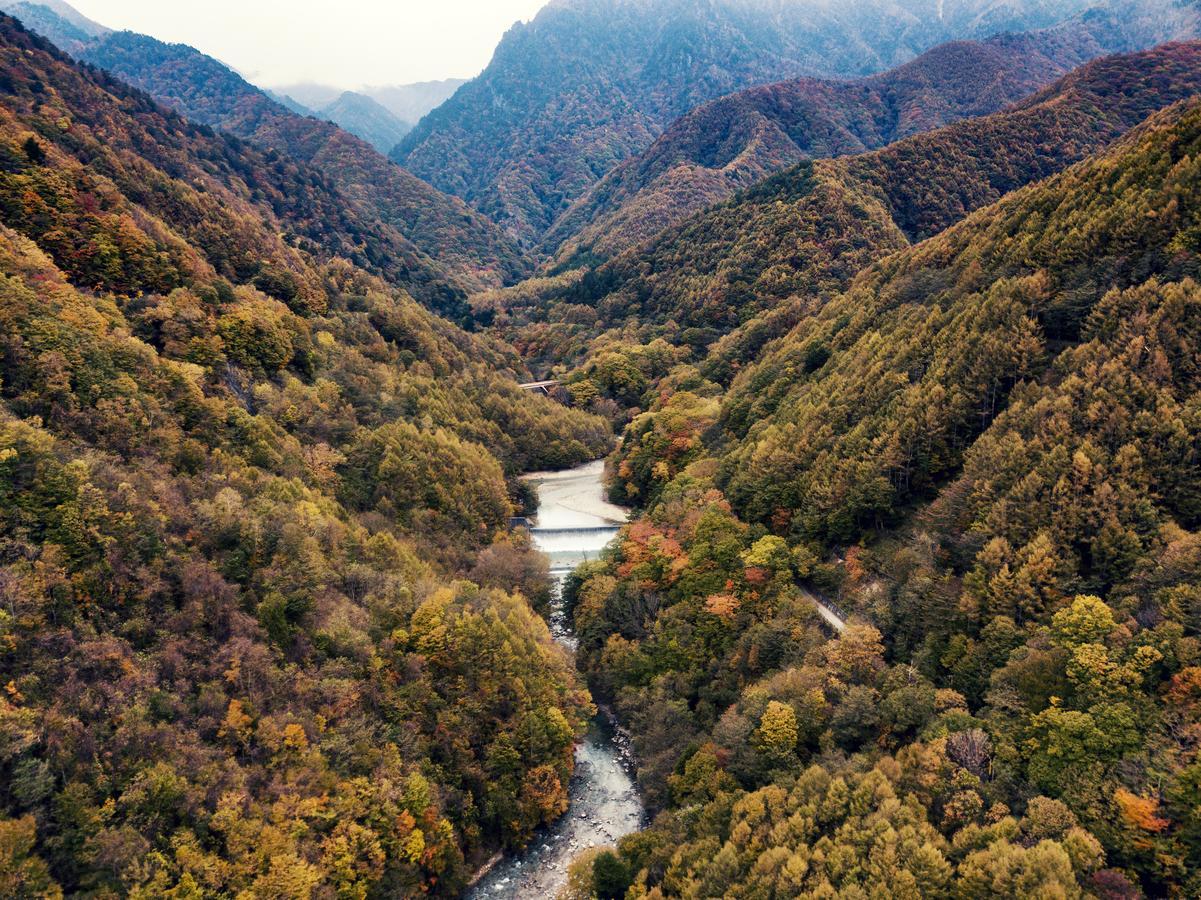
top-left (468, 459), bottom-right (642, 899)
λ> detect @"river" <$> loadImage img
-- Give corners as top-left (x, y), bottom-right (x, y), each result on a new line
top-left (468, 459), bottom-right (645, 898)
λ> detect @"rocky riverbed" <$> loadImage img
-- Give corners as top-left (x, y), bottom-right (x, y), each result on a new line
top-left (467, 460), bottom-right (644, 899)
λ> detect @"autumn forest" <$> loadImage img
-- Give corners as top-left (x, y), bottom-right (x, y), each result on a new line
top-left (1, 0), bottom-right (1201, 897)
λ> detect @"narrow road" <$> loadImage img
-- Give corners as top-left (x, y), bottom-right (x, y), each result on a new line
top-left (801, 588), bottom-right (847, 633)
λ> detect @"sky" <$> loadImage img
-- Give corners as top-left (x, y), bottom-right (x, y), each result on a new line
top-left (67, 0), bottom-right (550, 87)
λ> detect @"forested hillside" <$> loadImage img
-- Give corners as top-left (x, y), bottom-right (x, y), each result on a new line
top-left (0, 15), bottom-right (612, 895)
top-left (393, 0), bottom-right (1116, 245)
top-left (542, 6), bottom-right (1193, 265)
top-left (0, 0), bottom-right (105, 53)
top-left (564, 94), bottom-right (1201, 898)
top-left (79, 31), bottom-right (531, 297)
top-left (2, 2), bottom-right (531, 309)
top-left (4, 0), bottom-right (1201, 896)
top-left (478, 41), bottom-right (1201, 383)
top-left (318, 91), bottom-right (413, 154)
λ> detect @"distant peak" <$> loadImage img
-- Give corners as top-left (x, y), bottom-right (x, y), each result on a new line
top-left (2, 0), bottom-right (109, 38)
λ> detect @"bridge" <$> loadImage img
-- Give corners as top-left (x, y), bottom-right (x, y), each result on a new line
top-left (519, 379), bottom-right (562, 395)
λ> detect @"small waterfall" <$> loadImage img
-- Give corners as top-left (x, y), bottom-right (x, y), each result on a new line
top-left (529, 525), bottom-right (621, 570)
top-left (469, 460), bottom-right (642, 898)
top-left (529, 526), bottom-right (622, 536)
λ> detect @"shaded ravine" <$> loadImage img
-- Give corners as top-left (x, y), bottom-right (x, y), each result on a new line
top-left (468, 460), bottom-right (645, 898)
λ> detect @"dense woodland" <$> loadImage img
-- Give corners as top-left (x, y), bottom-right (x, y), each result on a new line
top-left (79, 31), bottom-right (531, 296)
top-left (563, 98), bottom-right (1201, 897)
top-left (541, 24), bottom-right (1121, 266)
top-left (3, 0), bottom-right (1201, 897)
top-left (0, 17), bottom-right (609, 895)
top-left (22, 24), bottom-right (530, 312)
top-left (475, 42), bottom-right (1201, 397)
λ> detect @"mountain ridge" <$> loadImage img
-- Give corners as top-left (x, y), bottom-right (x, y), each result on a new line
top-left (393, 0), bottom-right (1116, 245)
top-left (566, 93), bottom-right (1201, 898)
top-left (1, 1), bottom-right (531, 309)
top-left (542, 1), bottom-right (1200, 264)
top-left (317, 90), bottom-right (412, 154)
top-left (476, 40), bottom-right (1201, 383)
top-left (540, 29), bottom-right (1094, 263)
top-left (5, 3), bottom-right (1201, 897)
top-left (0, 11), bottom-right (613, 894)
top-left (271, 78), bottom-right (467, 127)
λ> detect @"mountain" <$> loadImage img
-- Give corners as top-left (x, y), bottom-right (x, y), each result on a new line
top-left (570, 94), bottom-right (1201, 899)
top-left (2, 2), bottom-right (530, 308)
top-left (0, 31), bottom-right (465, 320)
top-left (269, 79), bottom-right (467, 131)
top-left (0, 13), bottom-right (612, 895)
top-left (267, 80), bottom-right (344, 110)
top-left (0, 8), bottom-right (607, 505)
top-left (80, 30), bottom-right (529, 299)
top-left (543, 5), bottom-right (1195, 264)
top-left (318, 90), bottom-right (412, 153)
top-left (265, 88), bottom-right (315, 116)
top-left (0, 0), bottom-right (105, 51)
top-left (3, 0), bottom-right (1201, 895)
top-left (392, 0), bottom-right (1119, 246)
top-left (364, 78), bottom-right (467, 127)
top-left (483, 41), bottom-right (1201, 375)
top-left (716, 93), bottom-right (1201, 535)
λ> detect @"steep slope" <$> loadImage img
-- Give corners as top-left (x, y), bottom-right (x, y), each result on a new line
top-left (0, 0), bottom-right (105, 52)
top-left (484, 42), bottom-right (1201, 374)
top-left (544, 7), bottom-right (1187, 264)
top-left (318, 90), bottom-right (412, 154)
top-left (569, 96), bottom-right (1201, 900)
top-left (0, 23), bottom-right (475, 317)
top-left (0, 14), bottom-right (611, 895)
top-left (0, 14), bottom-right (607, 484)
top-left (718, 97), bottom-right (1201, 535)
top-left (4, 1), bottom-right (530, 304)
top-left (79, 30), bottom-right (530, 297)
top-left (392, 0), bottom-right (1121, 246)
top-left (0, 27), bottom-right (422, 309)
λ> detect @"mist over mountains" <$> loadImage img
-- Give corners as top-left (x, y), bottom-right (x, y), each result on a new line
top-left (316, 91), bottom-right (413, 154)
top-left (274, 79), bottom-right (469, 124)
top-left (269, 78), bottom-right (468, 151)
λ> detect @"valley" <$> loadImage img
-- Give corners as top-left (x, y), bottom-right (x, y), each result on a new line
top-left (1, 0), bottom-right (1200, 896)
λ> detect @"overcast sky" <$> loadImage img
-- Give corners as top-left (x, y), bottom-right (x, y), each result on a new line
top-left (68, 0), bottom-right (549, 87)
